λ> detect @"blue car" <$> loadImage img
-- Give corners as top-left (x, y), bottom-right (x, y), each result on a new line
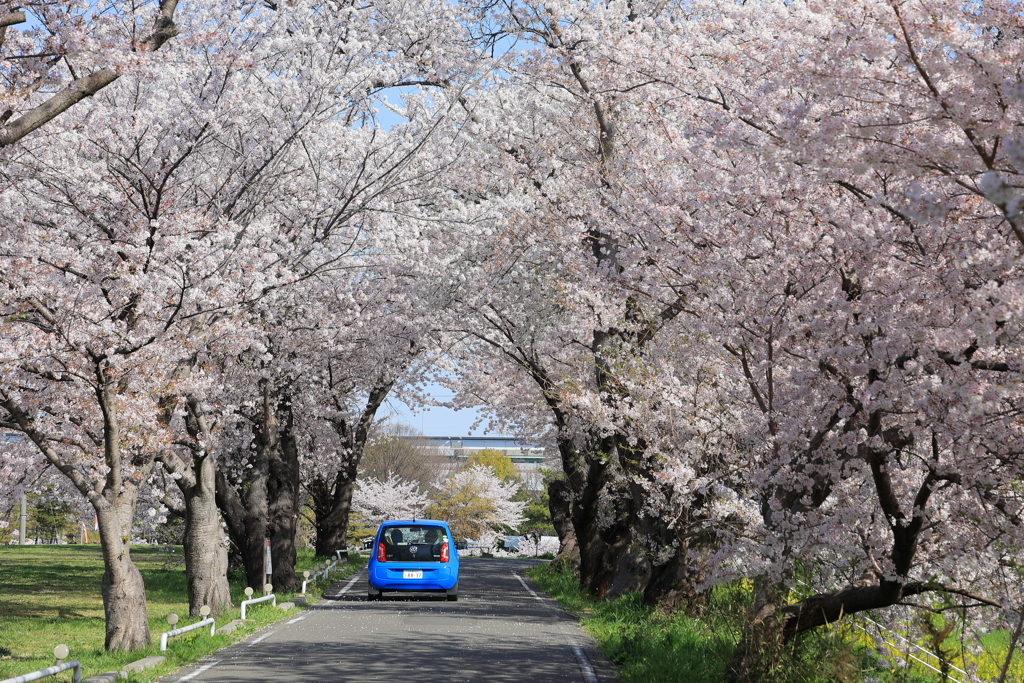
top-left (366, 519), bottom-right (459, 601)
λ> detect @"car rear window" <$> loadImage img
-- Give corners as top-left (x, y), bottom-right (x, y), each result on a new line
top-left (379, 525), bottom-right (449, 562)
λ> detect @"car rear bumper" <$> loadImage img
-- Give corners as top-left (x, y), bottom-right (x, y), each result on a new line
top-left (369, 563), bottom-right (458, 591)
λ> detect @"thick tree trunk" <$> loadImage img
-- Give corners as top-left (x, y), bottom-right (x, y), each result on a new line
top-left (241, 503), bottom-right (269, 590)
top-left (547, 479), bottom-right (579, 570)
top-left (182, 470), bottom-right (230, 617)
top-left (175, 400), bottom-right (232, 617)
top-left (642, 546), bottom-right (708, 613)
top-left (572, 458), bottom-right (630, 596)
top-left (216, 444), bottom-right (272, 591)
top-left (605, 549), bottom-right (651, 599)
top-left (95, 500), bottom-right (151, 652)
top-left (268, 416), bottom-right (301, 591)
top-left (640, 506), bottom-right (716, 613)
top-left (314, 478), bottom-right (355, 558)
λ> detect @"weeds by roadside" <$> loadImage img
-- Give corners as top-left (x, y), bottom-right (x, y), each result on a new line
top-left (526, 563), bottom-right (1004, 683)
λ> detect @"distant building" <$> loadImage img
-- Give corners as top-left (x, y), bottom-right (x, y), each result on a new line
top-left (422, 436), bottom-right (555, 491)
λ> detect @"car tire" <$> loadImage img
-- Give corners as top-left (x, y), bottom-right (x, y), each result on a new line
top-left (367, 584), bottom-right (381, 601)
top-left (446, 582), bottom-right (458, 601)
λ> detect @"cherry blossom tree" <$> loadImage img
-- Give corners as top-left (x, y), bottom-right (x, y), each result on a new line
top-left (0, 0), bottom-right (179, 148)
top-left (351, 473), bottom-right (429, 528)
top-left (0, 0), bottom-right (469, 632)
top-left (415, 0), bottom-right (715, 606)
top-left (410, 4), bottom-right (1024, 678)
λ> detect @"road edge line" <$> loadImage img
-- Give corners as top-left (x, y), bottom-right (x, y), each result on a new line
top-left (513, 572), bottom-right (599, 683)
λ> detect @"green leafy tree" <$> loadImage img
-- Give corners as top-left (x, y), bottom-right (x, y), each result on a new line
top-left (28, 488), bottom-right (76, 544)
top-left (465, 448), bottom-right (518, 482)
top-left (516, 489), bottom-right (555, 540)
top-left (427, 466), bottom-right (525, 545)
top-left (428, 483), bottom-right (496, 543)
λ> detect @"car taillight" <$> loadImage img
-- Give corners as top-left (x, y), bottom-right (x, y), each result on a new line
top-left (440, 541), bottom-right (449, 563)
top-left (377, 542), bottom-right (386, 562)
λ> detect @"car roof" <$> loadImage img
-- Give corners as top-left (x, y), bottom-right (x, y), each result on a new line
top-left (379, 519), bottom-right (448, 526)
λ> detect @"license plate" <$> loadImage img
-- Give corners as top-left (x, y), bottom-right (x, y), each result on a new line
top-left (403, 570), bottom-right (423, 579)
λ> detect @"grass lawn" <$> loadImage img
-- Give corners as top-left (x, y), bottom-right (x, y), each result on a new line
top-left (528, 563), bottom-right (1024, 683)
top-left (0, 545), bottom-right (364, 682)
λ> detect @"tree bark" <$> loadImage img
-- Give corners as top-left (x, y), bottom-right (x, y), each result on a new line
top-left (605, 548), bottom-right (651, 599)
top-left (268, 401), bottom-right (301, 591)
top-left (571, 452), bottom-right (630, 596)
top-left (547, 479), bottom-right (579, 570)
top-left (639, 496), bottom-right (717, 612)
top-left (216, 381), bottom-right (275, 591)
top-left (312, 477), bottom-right (355, 558)
top-left (95, 495), bottom-right (151, 652)
top-left (158, 397), bottom-right (232, 617)
top-left (182, 481), bottom-right (230, 616)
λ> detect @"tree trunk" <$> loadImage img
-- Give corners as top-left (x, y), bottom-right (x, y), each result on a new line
top-left (182, 464), bottom-right (231, 617)
top-left (95, 499), bottom-right (151, 651)
top-left (314, 478), bottom-right (355, 558)
top-left (175, 399), bottom-right (232, 617)
top-left (572, 458), bottom-right (630, 596)
top-left (547, 479), bottom-right (579, 570)
top-left (241, 502), bottom-right (269, 590)
top-left (640, 505), bottom-right (716, 613)
top-left (268, 412), bottom-right (301, 591)
top-left (605, 548), bottom-right (651, 599)
top-left (642, 546), bottom-right (709, 613)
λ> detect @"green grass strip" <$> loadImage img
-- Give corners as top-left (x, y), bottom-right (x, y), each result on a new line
top-left (0, 545), bottom-right (364, 682)
top-left (527, 563), bottom-right (1023, 683)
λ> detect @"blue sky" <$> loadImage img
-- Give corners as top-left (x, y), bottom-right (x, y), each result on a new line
top-left (378, 383), bottom-right (497, 436)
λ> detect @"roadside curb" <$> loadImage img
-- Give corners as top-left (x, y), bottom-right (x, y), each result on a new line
top-left (82, 655), bottom-right (165, 682)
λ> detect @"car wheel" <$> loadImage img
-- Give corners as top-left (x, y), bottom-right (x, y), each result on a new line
top-left (446, 582), bottom-right (458, 601)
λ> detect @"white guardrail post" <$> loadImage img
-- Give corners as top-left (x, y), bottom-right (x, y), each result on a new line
top-left (240, 584), bottom-right (276, 619)
top-left (299, 558), bottom-right (345, 594)
top-left (0, 645), bottom-right (81, 683)
top-left (159, 606), bottom-right (215, 652)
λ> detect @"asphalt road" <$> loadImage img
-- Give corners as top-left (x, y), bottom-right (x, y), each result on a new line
top-left (160, 558), bottom-right (619, 683)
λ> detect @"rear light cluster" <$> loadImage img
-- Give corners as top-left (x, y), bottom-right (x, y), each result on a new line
top-left (377, 542), bottom-right (386, 562)
top-left (440, 541), bottom-right (450, 563)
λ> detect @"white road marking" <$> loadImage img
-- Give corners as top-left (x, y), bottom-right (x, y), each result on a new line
top-left (333, 573), bottom-right (361, 596)
top-left (174, 660), bottom-right (220, 682)
top-left (514, 573), bottom-right (598, 683)
top-left (514, 573), bottom-right (542, 601)
top-left (285, 614), bottom-right (307, 624)
top-left (572, 646), bottom-right (599, 683)
top-left (248, 631), bottom-right (275, 647)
